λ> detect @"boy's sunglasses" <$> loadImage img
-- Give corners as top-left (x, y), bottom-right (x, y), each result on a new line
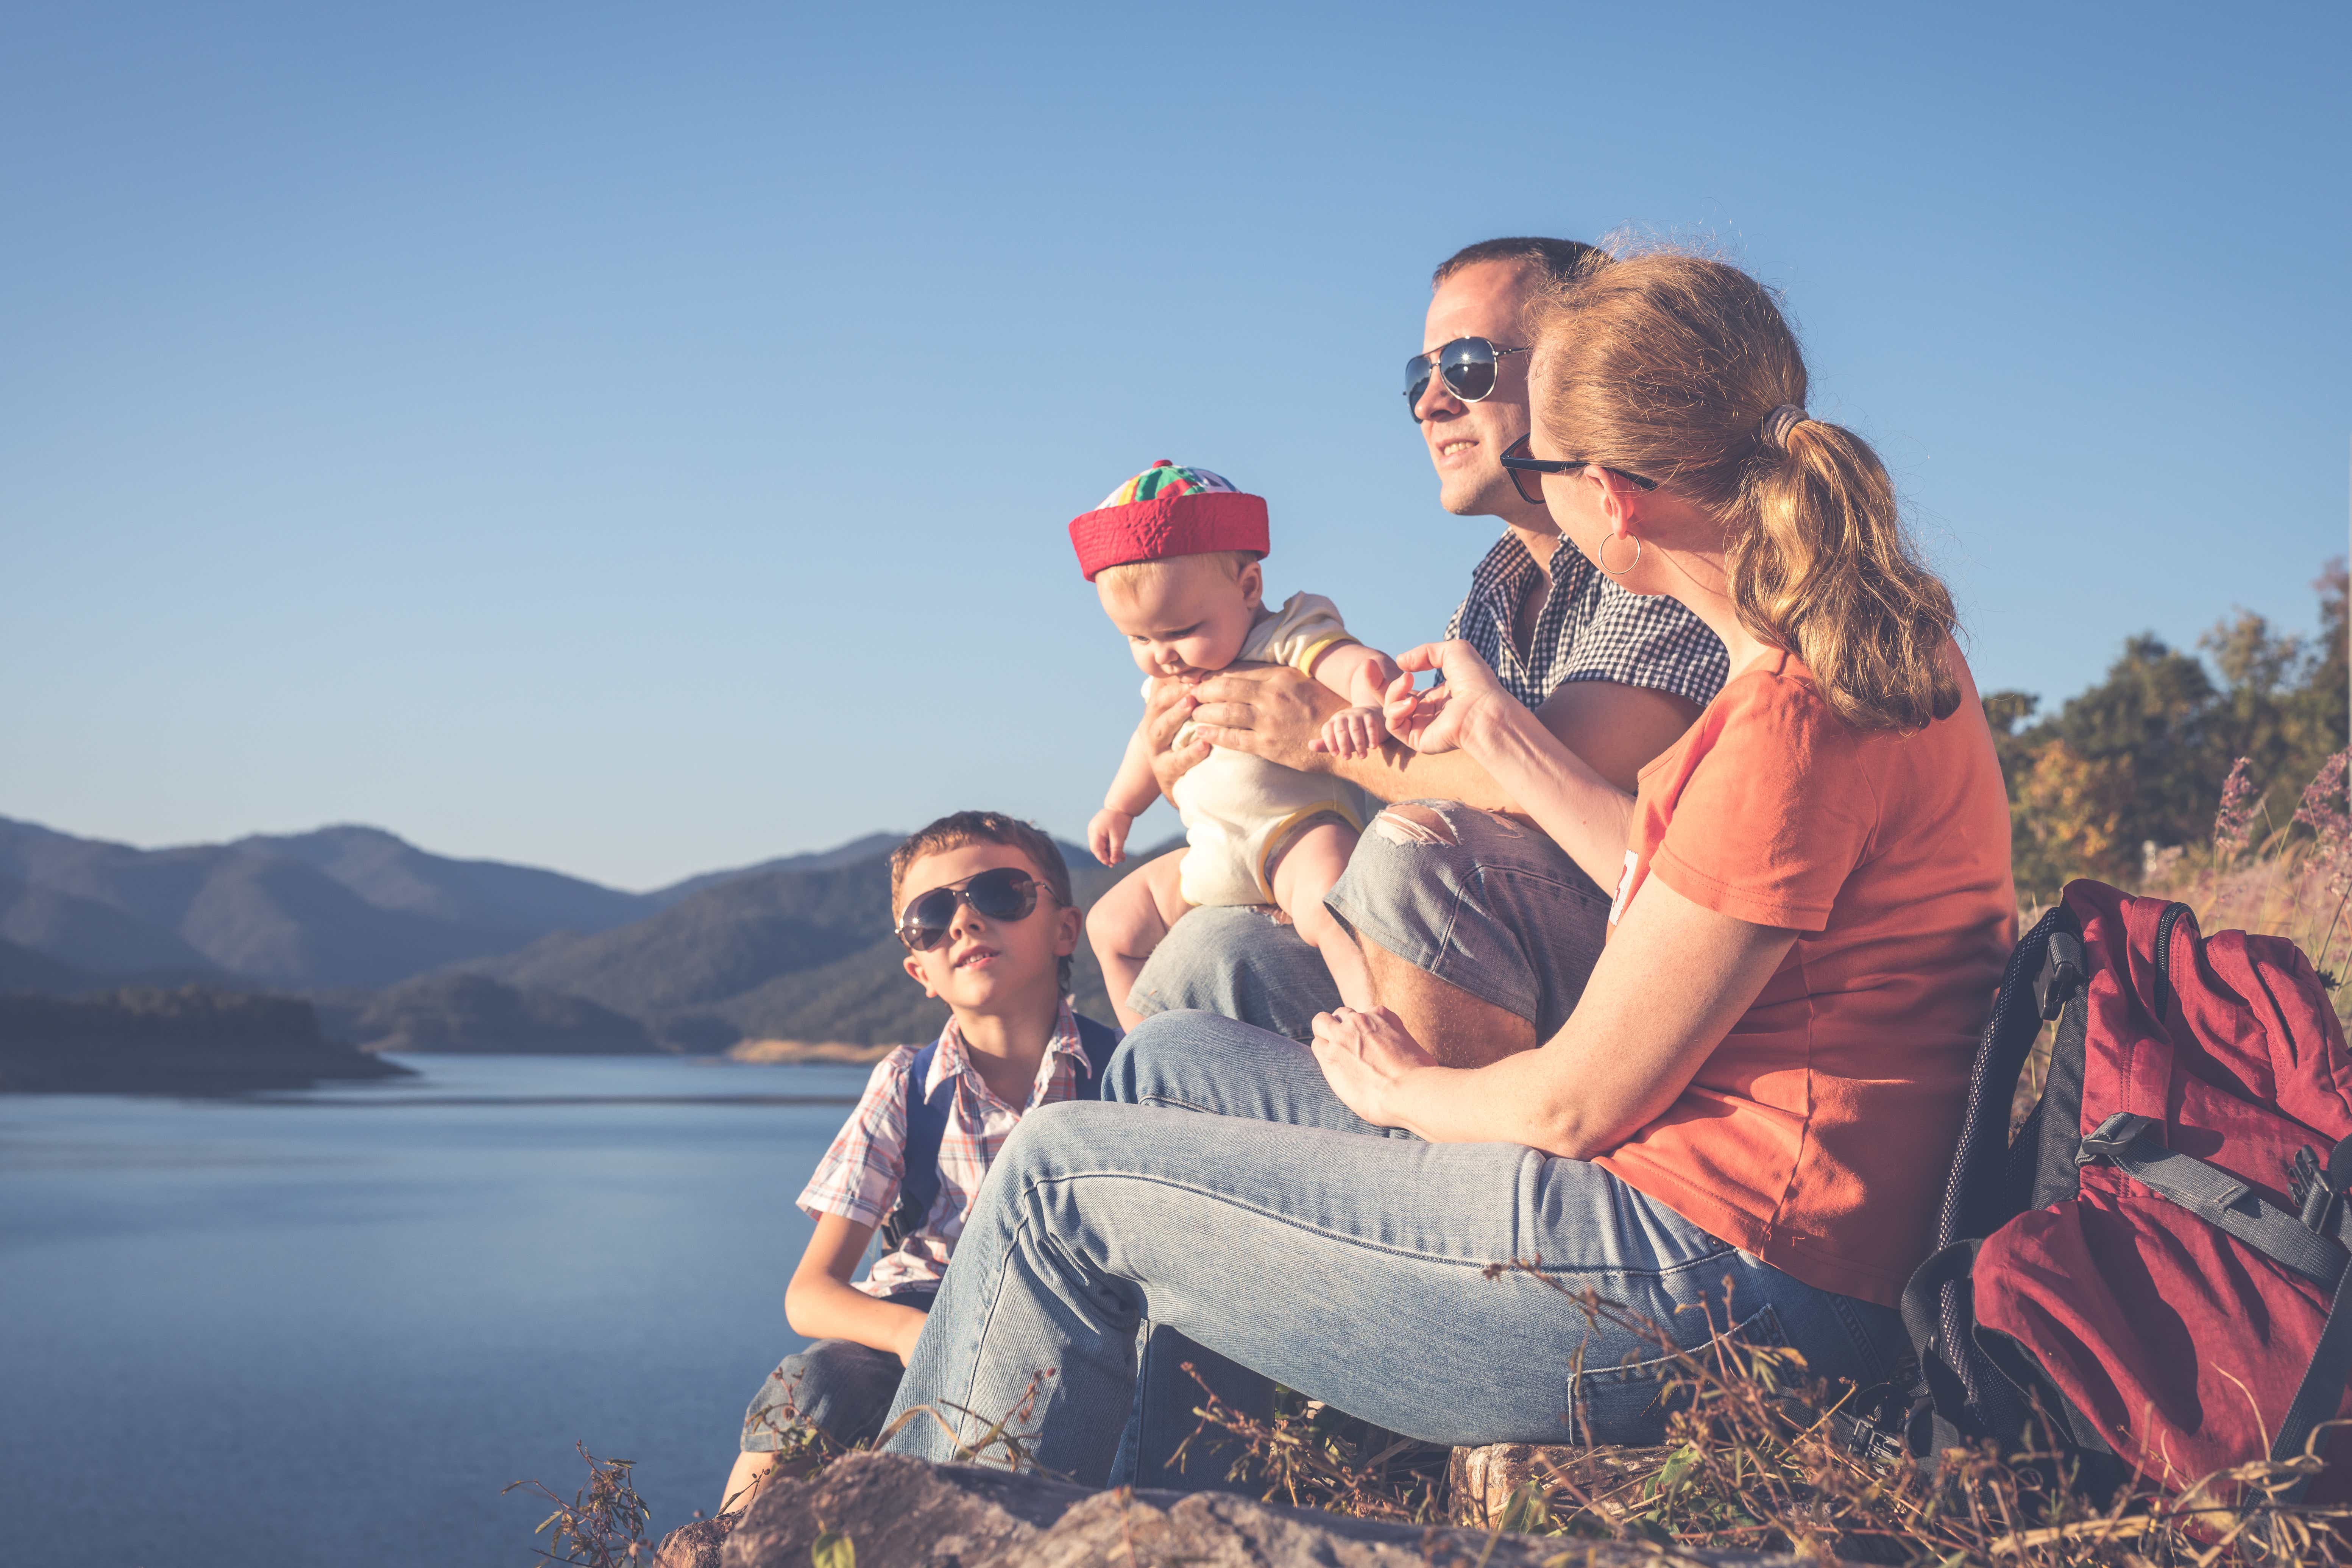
top-left (1498, 434), bottom-right (1660, 506)
top-left (896, 867), bottom-right (1048, 952)
top-left (1404, 337), bottom-right (1529, 419)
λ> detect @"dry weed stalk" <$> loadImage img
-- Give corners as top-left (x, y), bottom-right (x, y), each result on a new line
top-left (1166, 1367), bottom-right (1453, 1522)
top-left (504, 1443), bottom-right (654, 1566)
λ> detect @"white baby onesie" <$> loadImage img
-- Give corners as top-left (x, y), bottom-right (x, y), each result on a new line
top-left (1153, 591), bottom-right (1378, 907)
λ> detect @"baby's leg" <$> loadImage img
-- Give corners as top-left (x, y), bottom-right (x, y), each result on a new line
top-left (1085, 849), bottom-right (1192, 1031)
top-left (1269, 822), bottom-right (1376, 1012)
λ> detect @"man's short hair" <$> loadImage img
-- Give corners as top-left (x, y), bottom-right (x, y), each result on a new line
top-left (1431, 236), bottom-right (1608, 293)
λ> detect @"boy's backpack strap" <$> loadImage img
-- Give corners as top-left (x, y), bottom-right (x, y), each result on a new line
top-left (1074, 1014), bottom-right (1123, 1098)
top-left (878, 1017), bottom-right (1122, 1253)
top-left (880, 1041), bottom-right (950, 1254)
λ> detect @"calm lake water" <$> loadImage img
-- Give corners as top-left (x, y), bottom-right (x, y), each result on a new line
top-left (2, 1054), bottom-right (877, 1568)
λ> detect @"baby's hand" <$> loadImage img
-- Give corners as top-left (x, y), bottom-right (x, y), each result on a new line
top-left (1313, 705), bottom-right (1388, 760)
top-left (1088, 808), bottom-right (1133, 866)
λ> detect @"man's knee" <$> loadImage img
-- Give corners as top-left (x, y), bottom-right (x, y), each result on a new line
top-left (1101, 1011), bottom-right (1204, 1105)
top-left (1127, 903), bottom-right (1334, 1040)
top-left (996, 1098), bottom-right (1153, 1183)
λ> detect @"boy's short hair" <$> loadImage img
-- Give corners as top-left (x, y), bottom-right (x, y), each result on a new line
top-left (1094, 549), bottom-right (1261, 596)
top-left (889, 812), bottom-right (1075, 995)
top-left (888, 811), bottom-right (1072, 916)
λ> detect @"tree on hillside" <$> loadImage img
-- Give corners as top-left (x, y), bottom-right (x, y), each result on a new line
top-left (1990, 560), bottom-right (2348, 897)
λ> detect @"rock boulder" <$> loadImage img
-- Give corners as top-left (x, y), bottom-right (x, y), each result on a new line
top-left (716, 1451), bottom-right (1798, 1567)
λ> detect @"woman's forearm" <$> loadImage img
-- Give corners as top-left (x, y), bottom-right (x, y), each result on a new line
top-left (1459, 700), bottom-right (1636, 888)
top-left (1382, 1052), bottom-right (1596, 1155)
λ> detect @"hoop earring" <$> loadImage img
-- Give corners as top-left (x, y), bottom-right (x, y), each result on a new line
top-left (1597, 534), bottom-right (1643, 577)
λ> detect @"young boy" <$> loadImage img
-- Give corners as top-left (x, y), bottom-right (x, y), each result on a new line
top-left (715, 811), bottom-right (1111, 1516)
top-left (1073, 462), bottom-right (1398, 1028)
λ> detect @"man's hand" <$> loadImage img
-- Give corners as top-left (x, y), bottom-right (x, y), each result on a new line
top-left (1313, 704), bottom-right (1388, 760)
top-left (1088, 808), bottom-right (1133, 866)
top-left (1187, 665), bottom-right (1349, 772)
top-left (1141, 676), bottom-right (1210, 804)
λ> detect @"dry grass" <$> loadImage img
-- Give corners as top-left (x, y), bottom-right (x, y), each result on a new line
top-left (656, 1279), bottom-right (2352, 1566)
top-left (1170, 1270), bottom-right (2352, 1565)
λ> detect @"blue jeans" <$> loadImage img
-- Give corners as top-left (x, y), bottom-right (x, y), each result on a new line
top-left (880, 1012), bottom-right (1905, 1485)
top-left (1127, 801), bottom-right (1610, 1043)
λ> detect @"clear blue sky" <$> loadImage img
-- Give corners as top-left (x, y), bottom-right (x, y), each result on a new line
top-left (6, 1), bottom-right (2347, 891)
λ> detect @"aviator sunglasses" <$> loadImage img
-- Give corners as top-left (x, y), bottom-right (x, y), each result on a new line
top-left (895, 866), bottom-right (1049, 952)
top-left (1403, 337), bottom-right (1529, 419)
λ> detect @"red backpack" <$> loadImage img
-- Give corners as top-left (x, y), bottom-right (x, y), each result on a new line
top-left (1878, 880), bottom-right (2352, 1503)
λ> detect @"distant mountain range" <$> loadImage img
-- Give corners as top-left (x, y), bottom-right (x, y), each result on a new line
top-left (0, 817), bottom-right (1153, 1050)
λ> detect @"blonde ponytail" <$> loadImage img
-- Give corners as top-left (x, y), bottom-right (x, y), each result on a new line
top-left (1531, 253), bottom-right (1961, 732)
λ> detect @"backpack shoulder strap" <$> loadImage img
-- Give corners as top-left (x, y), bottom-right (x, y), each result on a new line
top-left (879, 1041), bottom-right (950, 1253)
top-left (1073, 1014), bottom-right (1123, 1098)
top-left (2273, 1239), bottom-right (2352, 1496)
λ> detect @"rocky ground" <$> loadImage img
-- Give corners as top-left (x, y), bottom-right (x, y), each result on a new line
top-left (655, 1450), bottom-right (1798, 1568)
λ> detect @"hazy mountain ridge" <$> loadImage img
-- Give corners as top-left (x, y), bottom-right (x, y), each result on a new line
top-left (447, 838), bottom-right (1153, 1048)
top-left (0, 817), bottom-right (870, 992)
top-left (0, 817), bottom-right (1153, 1052)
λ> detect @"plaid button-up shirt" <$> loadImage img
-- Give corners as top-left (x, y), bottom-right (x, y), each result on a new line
top-left (795, 1001), bottom-right (1095, 1297)
top-left (1445, 530), bottom-right (1728, 713)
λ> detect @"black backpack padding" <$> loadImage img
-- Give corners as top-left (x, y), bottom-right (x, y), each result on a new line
top-left (1898, 905), bottom-right (2085, 1457)
top-left (877, 1014), bottom-right (1121, 1254)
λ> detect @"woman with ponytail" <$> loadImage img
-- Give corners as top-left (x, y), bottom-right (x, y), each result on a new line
top-left (880, 253), bottom-right (2015, 1485)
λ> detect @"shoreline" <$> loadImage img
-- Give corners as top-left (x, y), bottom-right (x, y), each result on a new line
top-left (724, 1038), bottom-right (898, 1066)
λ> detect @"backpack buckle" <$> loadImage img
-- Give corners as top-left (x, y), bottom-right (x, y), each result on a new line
top-left (2033, 930), bottom-right (2086, 1022)
top-left (2076, 1111), bottom-right (2154, 1167)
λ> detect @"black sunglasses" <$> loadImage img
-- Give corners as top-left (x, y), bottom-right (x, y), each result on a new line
top-left (895, 866), bottom-right (1050, 952)
top-left (1403, 337), bottom-right (1529, 419)
top-left (1498, 434), bottom-right (1659, 506)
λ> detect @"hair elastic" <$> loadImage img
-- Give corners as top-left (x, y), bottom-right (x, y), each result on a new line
top-left (1761, 404), bottom-right (1808, 451)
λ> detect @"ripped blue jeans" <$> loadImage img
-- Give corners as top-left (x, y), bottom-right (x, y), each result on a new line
top-left (1127, 800), bottom-right (1611, 1042)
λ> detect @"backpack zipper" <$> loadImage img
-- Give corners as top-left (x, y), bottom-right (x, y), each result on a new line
top-left (2151, 902), bottom-right (2187, 1027)
top-left (2153, 903), bottom-right (2185, 983)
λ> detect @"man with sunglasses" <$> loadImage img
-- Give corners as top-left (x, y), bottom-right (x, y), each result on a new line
top-left (1121, 237), bottom-right (1727, 1063)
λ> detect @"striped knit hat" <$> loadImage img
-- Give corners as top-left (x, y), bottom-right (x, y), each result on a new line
top-left (1069, 461), bottom-right (1271, 582)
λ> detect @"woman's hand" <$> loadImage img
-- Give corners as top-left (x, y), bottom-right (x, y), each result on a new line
top-left (1142, 676), bottom-right (1210, 802)
top-left (1382, 641), bottom-right (1511, 757)
top-left (1309, 1005), bottom-right (1440, 1129)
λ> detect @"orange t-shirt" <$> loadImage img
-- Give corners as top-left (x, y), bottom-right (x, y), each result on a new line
top-left (1594, 646), bottom-right (2015, 1307)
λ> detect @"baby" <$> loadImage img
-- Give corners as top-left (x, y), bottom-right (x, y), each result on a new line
top-left (1072, 461), bottom-right (1397, 1028)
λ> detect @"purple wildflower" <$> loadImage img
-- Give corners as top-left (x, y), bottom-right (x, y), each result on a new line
top-left (2212, 757), bottom-right (2260, 862)
top-left (2293, 750), bottom-right (2352, 897)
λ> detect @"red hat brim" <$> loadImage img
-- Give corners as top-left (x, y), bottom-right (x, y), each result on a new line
top-left (1070, 491), bottom-right (1270, 582)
